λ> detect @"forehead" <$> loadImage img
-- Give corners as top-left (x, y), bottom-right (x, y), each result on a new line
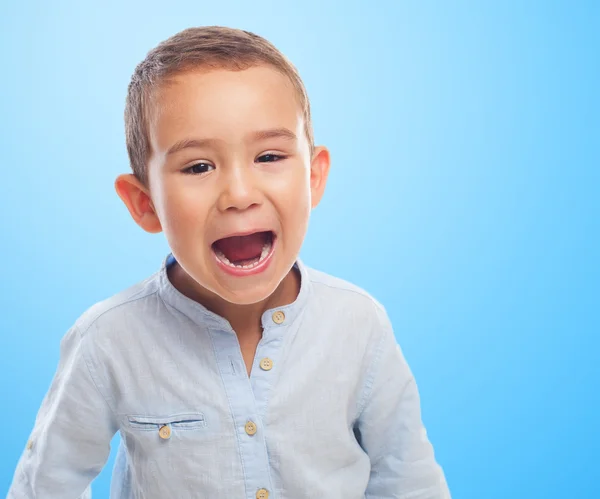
top-left (148, 66), bottom-right (304, 152)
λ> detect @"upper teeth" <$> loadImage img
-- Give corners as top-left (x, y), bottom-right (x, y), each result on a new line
top-left (215, 240), bottom-right (272, 269)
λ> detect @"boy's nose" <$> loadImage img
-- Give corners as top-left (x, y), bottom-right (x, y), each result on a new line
top-left (216, 165), bottom-right (261, 212)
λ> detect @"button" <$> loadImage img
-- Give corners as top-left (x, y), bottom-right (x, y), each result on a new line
top-left (159, 425), bottom-right (171, 440)
top-left (245, 421), bottom-right (257, 436)
top-left (259, 358), bottom-right (273, 371)
top-left (272, 311), bottom-right (285, 324)
top-left (26, 440), bottom-right (33, 450)
top-left (256, 489), bottom-right (269, 499)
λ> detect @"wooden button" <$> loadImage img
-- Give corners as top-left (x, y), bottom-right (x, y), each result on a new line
top-left (259, 358), bottom-right (273, 371)
top-left (256, 489), bottom-right (269, 499)
top-left (159, 425), bottom-right (171, 440)
top-left (245, 421), bottom-right (257, 436)
top-left (272, 311), bottom-right (285, 324)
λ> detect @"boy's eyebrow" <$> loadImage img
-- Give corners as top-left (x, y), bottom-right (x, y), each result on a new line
top-left (166, 128), bottom-right (298, 157)
top-left (250, 127), bottom-right (298, 142)
top-left (166, 138), bottom-right (219, 156)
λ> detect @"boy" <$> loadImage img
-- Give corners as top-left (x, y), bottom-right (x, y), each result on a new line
top-left (8, 26), bottom-right (450, 498)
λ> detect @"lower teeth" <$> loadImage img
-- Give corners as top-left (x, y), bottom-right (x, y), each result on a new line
top-left (215, 240), bottom-right (272, 269)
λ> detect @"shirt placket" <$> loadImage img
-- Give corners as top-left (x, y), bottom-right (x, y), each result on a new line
top-left (210, 309), bottom-right (288, 499)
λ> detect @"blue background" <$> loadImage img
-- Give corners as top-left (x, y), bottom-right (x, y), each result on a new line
top-left (1, 1), bottom-right (598, 497)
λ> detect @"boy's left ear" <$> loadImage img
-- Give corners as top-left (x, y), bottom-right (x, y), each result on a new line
top-left (309, 146), bottom-right (331, 209)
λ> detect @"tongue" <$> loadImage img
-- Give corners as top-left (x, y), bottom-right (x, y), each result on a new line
top-left (215, 232), bottom-right (267, 263)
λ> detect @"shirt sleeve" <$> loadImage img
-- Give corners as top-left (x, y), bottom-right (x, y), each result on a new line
top-left (356, 310), bottom-right (451, 499)
top-left (7, 324), bottom-right (118, 498)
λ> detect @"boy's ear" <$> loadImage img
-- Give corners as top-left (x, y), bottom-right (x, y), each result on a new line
top-left (114, 174), bottom-right (162, 233)
top-left (309, 146), bottom-right (331, 209)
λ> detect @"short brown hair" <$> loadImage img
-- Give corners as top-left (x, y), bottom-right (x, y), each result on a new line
top-left (124, 26), bottom-right (314, 185)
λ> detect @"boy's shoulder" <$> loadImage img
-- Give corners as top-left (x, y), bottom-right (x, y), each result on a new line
top-left (303, 263), bottom-right (388, 316)
top-left (72, 269), bottom-right (162, 336)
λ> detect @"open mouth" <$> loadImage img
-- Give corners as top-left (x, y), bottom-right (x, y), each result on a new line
top-left (211, 230), bottom-right (275, 270)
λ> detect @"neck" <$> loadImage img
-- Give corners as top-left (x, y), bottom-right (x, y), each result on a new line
top-left (167, 262), bottom-right (300, 335)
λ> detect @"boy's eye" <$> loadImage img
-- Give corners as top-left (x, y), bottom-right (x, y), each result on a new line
top-left (183, 162), bottom-right (214, 175)
top-left (256, 154), bottom-right (285, 163)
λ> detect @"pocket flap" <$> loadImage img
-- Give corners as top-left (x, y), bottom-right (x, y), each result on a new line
top-left (127, 413), bottom-right (206, 430)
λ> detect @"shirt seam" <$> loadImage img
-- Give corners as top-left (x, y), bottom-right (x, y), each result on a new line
top-left (76, 325), bottom-right (119, 420)
top-left (309, 278), bottom-right (385, 308)
top-left (354, 328), bottom-right (388, 422)
top-left (76, 289), bottom-right (160, 338)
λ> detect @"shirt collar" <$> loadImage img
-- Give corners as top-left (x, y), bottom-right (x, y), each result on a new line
top-left (157, 253), bottom-right (311, 333)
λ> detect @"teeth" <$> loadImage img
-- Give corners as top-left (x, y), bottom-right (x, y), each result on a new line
top-left (215, 240), bottom-right (272, 270)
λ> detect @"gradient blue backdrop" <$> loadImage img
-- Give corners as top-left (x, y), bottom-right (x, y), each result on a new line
top-left (1, 1), bottom-right (598, 497)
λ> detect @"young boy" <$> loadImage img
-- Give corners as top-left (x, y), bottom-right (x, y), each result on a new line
top-left (8, 26), bottom-right (450, 499)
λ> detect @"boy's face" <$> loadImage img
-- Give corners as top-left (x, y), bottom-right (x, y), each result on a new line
top-left (117, 66), bottom-right (329, 305)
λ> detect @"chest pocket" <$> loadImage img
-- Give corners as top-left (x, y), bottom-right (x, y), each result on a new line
top-left (123, 409), bottom-right (223, 467)
top-left (127, 413), bottom-right (207, 435)
top-left (123, 411), bottom-right (220, 481)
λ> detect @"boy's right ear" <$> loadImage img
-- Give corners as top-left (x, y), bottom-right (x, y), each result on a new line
top-left (114, 174), bottom-right (163, 234)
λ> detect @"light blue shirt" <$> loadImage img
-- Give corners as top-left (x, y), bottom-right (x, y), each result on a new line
top-left (8, 255), bottom-right (450, 498)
